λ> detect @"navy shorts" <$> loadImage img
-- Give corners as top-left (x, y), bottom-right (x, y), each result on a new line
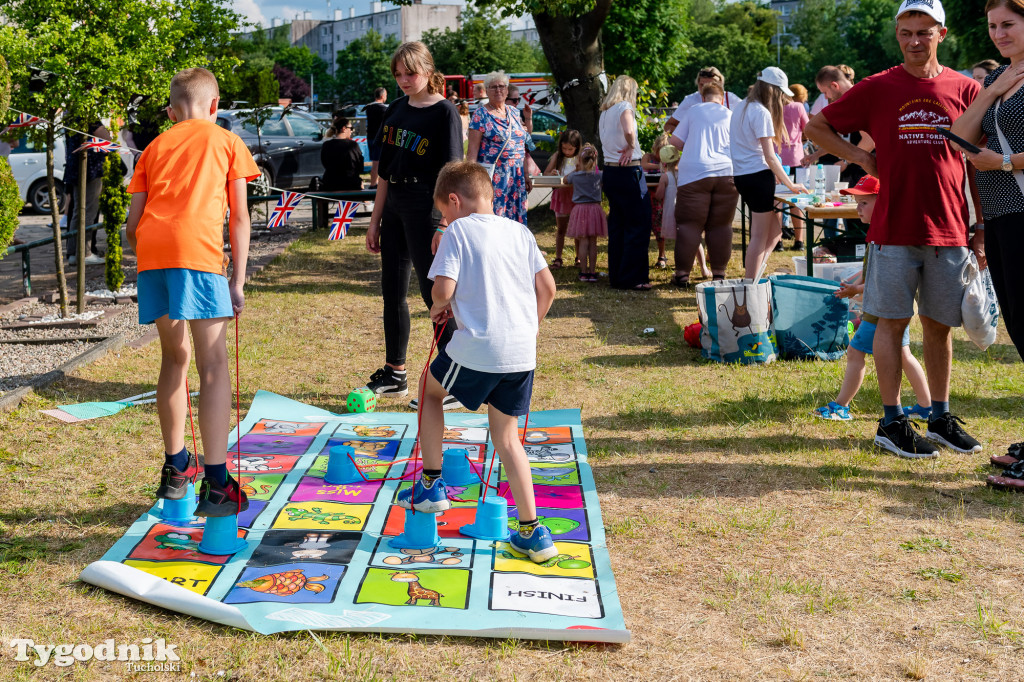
top-left (430, 349), bottom-right (534, 416)
top-left (368, 141), bottom-right (382, 162)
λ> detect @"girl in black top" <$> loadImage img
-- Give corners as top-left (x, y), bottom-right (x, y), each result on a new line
top-left (321, 117), bottom-right (363, 191)
top-left (364, 41), bottom-right (463, 400)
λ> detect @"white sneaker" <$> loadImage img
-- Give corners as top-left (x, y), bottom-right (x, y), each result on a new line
top-left (408, 395), bottom-right (463, 411)
top-left (84, 254), bottom-right (105, 265)
top-left (68, 255), bottom-right (77, 266)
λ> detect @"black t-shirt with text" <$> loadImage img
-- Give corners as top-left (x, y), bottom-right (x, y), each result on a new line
top-left (373, 97), bottom-right (463, 183)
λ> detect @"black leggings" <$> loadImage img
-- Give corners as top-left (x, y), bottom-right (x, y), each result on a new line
top-left (985, 213), bottom-right (1024, 359)
top-left (380, 182), bottom-right (453, 366)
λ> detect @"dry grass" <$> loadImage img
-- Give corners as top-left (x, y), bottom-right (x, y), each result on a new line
top-left (1, 207), bottom-right (1024, 681)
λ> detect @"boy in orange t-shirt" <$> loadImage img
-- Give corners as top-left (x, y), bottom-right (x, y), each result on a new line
top-left (126, 67), bottom-right (260, 517)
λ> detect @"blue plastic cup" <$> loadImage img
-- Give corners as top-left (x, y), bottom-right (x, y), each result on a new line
top-left (460, 495), bottom-right (510, 541)
top-left (441, 448), bottom-right (475, 487)
top-left (325, 445), bottom-right (362, 485)
top-left (389, 508), bottom-right (441, 549)
top-left (159, 483), bottom-right (198, 525)
top-left (197, 515), bottom-right (248, 555)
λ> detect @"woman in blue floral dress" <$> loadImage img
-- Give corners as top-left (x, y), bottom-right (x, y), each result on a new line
top-left (467, 71), bottom-right (534, 224)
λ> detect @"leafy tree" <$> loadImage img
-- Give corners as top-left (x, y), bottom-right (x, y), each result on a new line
top-left (335, 30), bottom-right (402, 104)
top-left (603, 0), bottom-right (688, 93)
top-left (421, 6), bottom-right (540, 75)
top-left (0, 55), bottom-right (18, 259)
top-left (944, 0), bottom-right (993, 67)
top-left (0, 0), bottom-right (241, 315)
top-left (273, 64), bottom-right (310, 101)
top-left (99, 152), bottom-right (129, 292)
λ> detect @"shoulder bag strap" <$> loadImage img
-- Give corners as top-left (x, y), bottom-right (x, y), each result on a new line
top-left (993, 98), bottom-right (1024, 196)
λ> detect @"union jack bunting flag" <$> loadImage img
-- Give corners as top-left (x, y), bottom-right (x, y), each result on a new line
top-left (72, 136), bottom-right (121, 154)
top-left (267, 191), bottom-right (303, 229)
top-left (6, 113), bottom-right (42, 129)
top-left (328, 201), bottom-right (358, 240)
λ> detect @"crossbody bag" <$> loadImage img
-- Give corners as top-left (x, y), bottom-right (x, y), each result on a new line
top-left (993, 97), bottom-right (1024, 196)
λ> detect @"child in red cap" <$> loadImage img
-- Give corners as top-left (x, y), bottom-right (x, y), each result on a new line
top-left (814, 175), bottom-right (932, 433)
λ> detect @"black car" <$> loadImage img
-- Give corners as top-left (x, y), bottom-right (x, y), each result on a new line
top-left (216, 108), bottom-right (327, 192)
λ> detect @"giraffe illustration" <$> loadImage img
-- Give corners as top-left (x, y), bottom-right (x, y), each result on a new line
top-left (390, 571), bottom-right (443, 606)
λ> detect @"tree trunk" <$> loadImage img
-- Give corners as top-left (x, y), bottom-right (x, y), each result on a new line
top-left (533, 0), bottom-right (612, 151)
top-left (46, 122), bottom-right (68, 318)
top-left (76, 149), bottom-right (86, 314)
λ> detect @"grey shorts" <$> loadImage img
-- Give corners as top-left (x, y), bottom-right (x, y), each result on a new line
top-left (862, 244), bottom-right (968, 327)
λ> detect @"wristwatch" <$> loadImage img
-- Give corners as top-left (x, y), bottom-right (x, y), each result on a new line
top-left (1002, 153), bottom-right (1014, 172)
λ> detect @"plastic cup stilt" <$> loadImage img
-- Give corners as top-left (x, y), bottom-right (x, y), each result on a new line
top-left (159, 483), bottom-right (197, 525)
top-left (324, 445), bottom-right (361, 485)
top-left (441, 448), bottom-right (475, 486)
top-left (389, 508), bottom-right (441, 549)
top-left (460, 495), bottom-right (511, 541)
top-left (197, 515), bottom-right (247, 555)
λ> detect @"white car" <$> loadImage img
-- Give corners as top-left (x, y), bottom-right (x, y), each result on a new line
top-left (7, 135), bottom-right (67, 214)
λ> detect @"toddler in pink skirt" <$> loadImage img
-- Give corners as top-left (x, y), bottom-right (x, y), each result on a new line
top-left (562, 144), bottom-right (607, 283)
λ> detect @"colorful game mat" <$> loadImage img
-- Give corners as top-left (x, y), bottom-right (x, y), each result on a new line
top-left (80, 391), bottom-right (630, 642)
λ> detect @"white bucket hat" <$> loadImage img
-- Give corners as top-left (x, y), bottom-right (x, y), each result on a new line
top-left (757, 66), bottom-right (794, 97)
top-left (895, 0), bottom-right (945, 25)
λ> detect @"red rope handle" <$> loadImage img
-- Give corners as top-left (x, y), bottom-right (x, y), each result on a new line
top-left (235, 314), bottom-right (243, 516)
top-left (185, 378), bottom-right (198, 462)
top-left (410, 317), bottom-right (449, 515)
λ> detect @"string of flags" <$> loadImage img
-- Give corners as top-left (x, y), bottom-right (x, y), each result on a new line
top-left (6, 107), bottom-right (368, 237)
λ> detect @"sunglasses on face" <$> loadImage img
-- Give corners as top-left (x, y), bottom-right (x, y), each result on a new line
top-left (506, 97), bottom-right (520, 104)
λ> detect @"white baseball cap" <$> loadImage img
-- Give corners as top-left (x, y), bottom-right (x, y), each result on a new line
top-left (895, 0), bottom-right (945, 25)
top-left (757, 66), bottom-right (794, 97)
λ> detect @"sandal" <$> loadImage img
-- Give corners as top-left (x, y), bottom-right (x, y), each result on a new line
top-left (578, 273), bottom-right (590, 282)
top-left (655, 256), bottom-right (668, 269)
top-left (551, 257), bottom-right (563, 269)
top-left (631, 283), bottom-right (652, 291)
top-left (672, 274), bottom-right (690, 288)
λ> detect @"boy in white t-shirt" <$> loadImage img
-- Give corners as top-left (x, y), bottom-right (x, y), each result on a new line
top-left (395, 160), bottom-right (559, 563)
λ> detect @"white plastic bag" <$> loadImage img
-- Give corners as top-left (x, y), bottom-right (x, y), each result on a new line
top-left (961, 252), bottom-right (1000, 351)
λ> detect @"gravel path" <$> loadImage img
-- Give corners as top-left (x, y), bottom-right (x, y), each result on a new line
top-left (0, 223), bottom-right (308, 397)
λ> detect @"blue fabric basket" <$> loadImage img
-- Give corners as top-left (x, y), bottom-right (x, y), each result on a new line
top-left (769, 275), bottom-right (850, 361)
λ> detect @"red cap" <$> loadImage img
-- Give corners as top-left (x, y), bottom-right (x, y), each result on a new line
top-left (840, 175), bottom-right (880, 196)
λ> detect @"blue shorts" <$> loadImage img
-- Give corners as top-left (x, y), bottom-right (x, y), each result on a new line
top-left (430, 349), bottom-right (534, 416)
top-left (138, 268), bottom-right (233, 325)
top-left (849, 319), bottom-right (911, 355)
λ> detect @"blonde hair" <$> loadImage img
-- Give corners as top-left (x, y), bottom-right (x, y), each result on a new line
top-left (578, 144), bottom-right (599, 171)
top-left (651, 132), bottom-right (670, 157)
top-left (700, 82), bottom-right (725, 100)
top-left (434, 160), bottom-right (494, 204)
top-left (600, 75), bottom-right (638, 111)
top-left (169, 67), bottom-right (219, 109)
top-left (838, 64), bottom-right (855, 82)
top-left (745, 78), bottom-right (790, 145)
top-left (790, 83), bottom-right (808, 103)
top-left (694, 66), bottom-right (725, 88)
top-left (390, 42), bottom-right (445, 95)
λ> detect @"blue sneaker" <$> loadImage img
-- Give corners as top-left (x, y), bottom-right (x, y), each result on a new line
top-left (396, 477), bottom-right (450, 513)
top-left (903, 404), bottom-right (932, 421)
top-left (509, 525), bottom-right (558, 563)
top-left (814, 401), bottom-right (851, 421)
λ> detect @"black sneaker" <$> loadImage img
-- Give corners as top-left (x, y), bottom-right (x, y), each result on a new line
top-left (408, 395), bottom-right (463, 411)
top-left (925, 412), bottom-right (982, 453)
top-left (156, 451), bottom-right (199, 500)
top-left (874, 415), bottom-right (939, 459)
top-left (195, 475), bottom-right (249, 518)
top-left (366, 366), bottom-right (408, 397)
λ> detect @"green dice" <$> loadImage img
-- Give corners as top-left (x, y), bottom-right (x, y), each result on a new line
top-left (346, 388), bottom-right (377, 413)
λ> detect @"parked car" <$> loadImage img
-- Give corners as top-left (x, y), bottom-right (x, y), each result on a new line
top-left (8, 135), bottom-right (67, 214)
top-left (527, 109), bottom-right (567, 171)
top-left (216, 108), bottom-right (369, 191)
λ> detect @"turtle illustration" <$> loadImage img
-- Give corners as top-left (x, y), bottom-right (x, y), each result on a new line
top-left (154, 531), bottom-right (200, 552)
top-left (284, 507), bottom-right (360, 525)
top-left (236, 569), bottom-right (328, 596)
top-left (498, 549), bottom-right (591, 570)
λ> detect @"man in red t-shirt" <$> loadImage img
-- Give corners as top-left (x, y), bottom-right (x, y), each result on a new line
top-left (805, 0), bottom-right (985, 460)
